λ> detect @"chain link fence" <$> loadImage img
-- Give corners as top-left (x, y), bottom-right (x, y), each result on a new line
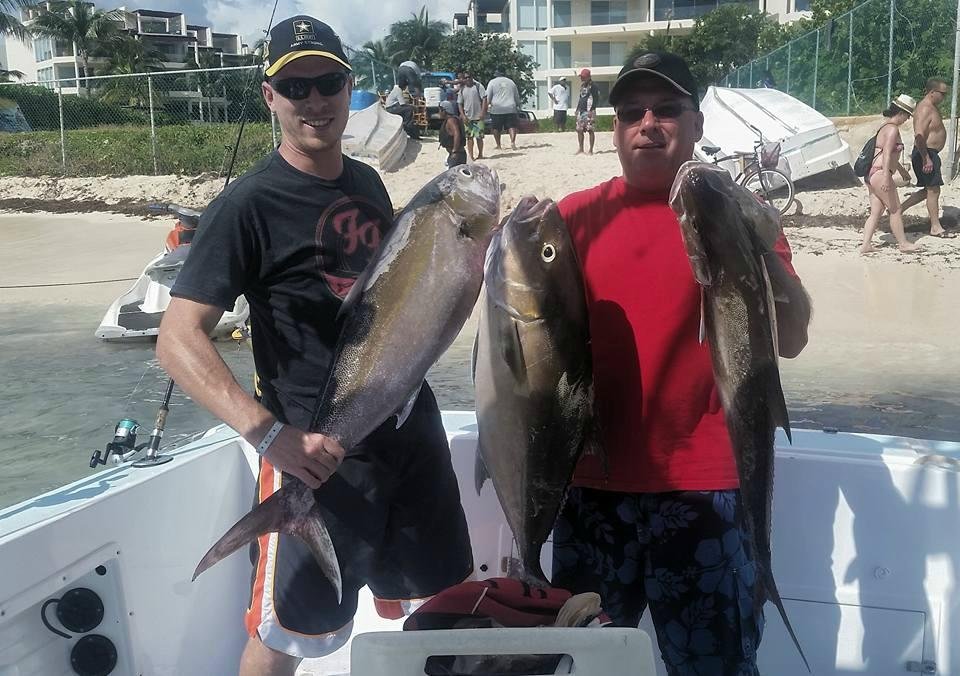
top-left (0, 44), bottom-right (396, 178)
top-left (720, 0), bottom-right (960, 174)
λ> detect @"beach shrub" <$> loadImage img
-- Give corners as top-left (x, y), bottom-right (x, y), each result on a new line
top-left (0, 83), bottom-right (148, 130)
top-left (0, 122), bottom-right (275, 176)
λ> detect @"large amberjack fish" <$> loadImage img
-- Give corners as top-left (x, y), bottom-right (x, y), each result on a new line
top-left (193, 165), bottom-right (503, 600)
top-left (473, 196), bottom-right (597, 586)
top-left (669, 161), bottom-right (809, 671)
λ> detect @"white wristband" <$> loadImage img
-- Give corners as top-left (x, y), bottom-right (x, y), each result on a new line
top-left (256, 421), bottom-right (284, 457)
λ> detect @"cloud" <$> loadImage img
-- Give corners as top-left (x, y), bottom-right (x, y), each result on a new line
top-left (133, 0), bottom-right (465, 50)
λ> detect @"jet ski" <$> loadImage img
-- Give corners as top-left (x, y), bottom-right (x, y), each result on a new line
top-left (95, 203), bottom-right (249, 341)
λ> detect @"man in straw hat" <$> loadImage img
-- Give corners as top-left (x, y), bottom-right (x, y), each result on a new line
top-left (157, 14), bottom-right (472, 675)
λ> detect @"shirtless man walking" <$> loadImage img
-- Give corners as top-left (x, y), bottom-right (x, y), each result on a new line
top-left (901, 78), bottom-right (951, 237)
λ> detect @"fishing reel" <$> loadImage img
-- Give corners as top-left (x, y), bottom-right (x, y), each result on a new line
top-left (89, 419), bottom-right (143, 467)
top-left (89, 380), bottom-right (176, 469)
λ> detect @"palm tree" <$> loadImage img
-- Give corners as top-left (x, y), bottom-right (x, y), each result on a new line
top-left (30, 0), bottom-right (123, 94)
top-left (356, 38), bottom-right (396, 92)
top-left (386, 6), bottom-right (448, 70)
top-left (96, 34), bottom-right (164, 107)
top-left (1, 0), bottom-right (30, 41)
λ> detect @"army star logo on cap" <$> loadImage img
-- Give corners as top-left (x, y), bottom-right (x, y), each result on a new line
top-left (294, 20), bottom-right (313, 34)
top-left (634, 53), bottom-right (660, 68)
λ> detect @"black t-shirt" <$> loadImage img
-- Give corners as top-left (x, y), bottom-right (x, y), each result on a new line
top-left (172, 151), bottom-right (394, 429)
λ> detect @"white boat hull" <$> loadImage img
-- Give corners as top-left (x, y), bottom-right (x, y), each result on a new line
top-left (0, 414), bottom-right (957, 675)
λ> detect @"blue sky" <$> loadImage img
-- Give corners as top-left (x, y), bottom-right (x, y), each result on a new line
top-left (132, 0), bottom-right (463, 51)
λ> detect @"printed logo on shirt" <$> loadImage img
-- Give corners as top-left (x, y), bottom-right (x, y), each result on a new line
top-left (315, 196), bottom-right (390, 299)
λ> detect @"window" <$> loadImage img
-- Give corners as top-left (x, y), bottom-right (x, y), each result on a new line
top-left (518, 0), bottom-right (548, 30)
top-left (591, 0), bottom-right (628, 24)
top-left (611, 42), bottom-right (628, 67)
top-left (595, 80), bottom-right (611, 105)
top-left (518, 40), bottom-right (548, 69)
top-left (34, 36), bottom-right (54, 62)
top-left (553, 41), bottom-right (572, 69)
top-left (554, 0), bottom-right (572, 27)
top-left (140, 19), bottom-right (168, 34)
top-left (592, 42), bottom-right (611, 67)
top-left (592, 42), bottom-right (628, 68)
top-left (794, 0), bottom-right (811, 9)
top-left (655, 0), bottom-right (742, 21)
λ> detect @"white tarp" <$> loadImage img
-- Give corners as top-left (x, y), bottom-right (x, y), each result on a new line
top-left (696, 86), bottom-right (850, 183)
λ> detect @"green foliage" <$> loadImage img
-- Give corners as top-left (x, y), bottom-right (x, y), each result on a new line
top-left (386, 6), bottom-right (448, 69)
top-left (30, 0), bottom-right (125, 91)
top-left (0, 123), bottom-right (274, 176)
top-left (1, 0), bottom-right (30, 40)
top-left (351, 40), bottom-right (396, 93)
top-left (0, 83), bottom-right (147, 130)
top-left (436, 29), bottom-right (537, 102)
top-left (742, 0), bottom-right (956, 115)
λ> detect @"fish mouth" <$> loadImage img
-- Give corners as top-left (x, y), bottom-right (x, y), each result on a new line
top-left (669, 161), bottom-right (728, 220)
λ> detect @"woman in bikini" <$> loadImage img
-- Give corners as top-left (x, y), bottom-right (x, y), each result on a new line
top-left (861, 94), bottom-right (922, 254)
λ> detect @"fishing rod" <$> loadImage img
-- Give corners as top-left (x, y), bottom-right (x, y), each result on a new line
top-left (91, 0), bottom-right (281, 471)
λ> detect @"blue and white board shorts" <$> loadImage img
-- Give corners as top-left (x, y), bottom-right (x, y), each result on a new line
top-left (553, 487), bottom-right (765, 676)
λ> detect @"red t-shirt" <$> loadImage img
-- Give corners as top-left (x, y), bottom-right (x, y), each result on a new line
top-left (559, 176), bottom-right (798, 493)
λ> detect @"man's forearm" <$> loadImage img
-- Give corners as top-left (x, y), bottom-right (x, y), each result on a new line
top-left (763, 253), bottom-right (811, 359)
top-left (157, 310), bottom-right (275, 444)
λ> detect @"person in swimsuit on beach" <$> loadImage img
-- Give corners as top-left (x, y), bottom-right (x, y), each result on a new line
top-left (861, 94), bottom-right (922, 254)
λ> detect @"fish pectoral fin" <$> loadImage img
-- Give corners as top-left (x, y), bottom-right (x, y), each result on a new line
top-left (500, 319), bottom-right (528, 387)
top-left (759, 255), bottom-right (780, 364)
top-left (470, 328), bottom-right (479, 386)
top-left (698, 286), bottom-right (707, 344)
top-left (474, 446), bottom-right (490, 496)
top-left (395, 382), bottom-right (422, 428)
top-left (193, 479), bottom-right (343, 603)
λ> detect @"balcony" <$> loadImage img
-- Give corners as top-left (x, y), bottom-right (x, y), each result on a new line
top-left (546, 18), bottom-right (689, 36)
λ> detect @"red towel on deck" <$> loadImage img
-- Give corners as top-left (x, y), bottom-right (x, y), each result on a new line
top-left (403, 577), bottom-right (607, 631)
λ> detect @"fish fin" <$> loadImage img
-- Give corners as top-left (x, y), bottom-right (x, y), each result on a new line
top-left (763, 362), bottom-right (792, 444)
top-left (474, 446), bottom-right (490, 495)
top-left (763, 567), bottom-right (811, 672)
top-left (336, 267), bottom-right (370, 322)
top-left (759, 255), bottom-right (779, 365)
top-left (395, 382), bottom-right (422, 428)
top-left (193, 479), bottom-right (343, 603)
top-left (470, 328), bottom-right (479, 386)
top-left (500, 319), bottom-right (528, 387)
top-left (698, 286), bottom-right (707, 344)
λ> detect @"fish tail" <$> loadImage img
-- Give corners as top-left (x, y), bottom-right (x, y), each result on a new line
top-left (192, 478), bottom-right (343, 603)
top-left (763, 567), bottom-right (811, 673)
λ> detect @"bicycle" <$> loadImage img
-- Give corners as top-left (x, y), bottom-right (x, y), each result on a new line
top-left (700, 133), bottom-right (795, 216)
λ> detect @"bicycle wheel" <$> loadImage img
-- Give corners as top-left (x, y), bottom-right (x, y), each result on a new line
top-left (741, 168), bottom-right (795, 216)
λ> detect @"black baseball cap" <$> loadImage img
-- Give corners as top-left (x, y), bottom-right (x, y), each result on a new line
top-left (608, 51), bottom-right (699, 109)
top-left (264, 16), bottom-right (351, 77)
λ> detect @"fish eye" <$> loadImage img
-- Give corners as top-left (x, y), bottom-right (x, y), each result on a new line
top-left (541, 244), bottom-right (556, 262)
top-left (459, 168), bottom-right (472, 177)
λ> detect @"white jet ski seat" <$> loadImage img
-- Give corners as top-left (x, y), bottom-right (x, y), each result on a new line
top-left (350, 627), bottom-right (656, 675)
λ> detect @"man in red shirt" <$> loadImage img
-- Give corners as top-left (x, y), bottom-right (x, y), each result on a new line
top-left (551, 52), bottom-right (811, 674)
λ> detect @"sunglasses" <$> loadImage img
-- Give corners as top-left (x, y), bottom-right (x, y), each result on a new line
top-left (271, 72), bottom-right (349, 100)
top-left (616, 101), bottom-right (694, 125)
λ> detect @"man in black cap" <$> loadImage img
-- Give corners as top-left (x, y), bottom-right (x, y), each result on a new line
top-left (157, 15), bottom-right (472, 676)
top-left (550, 52), bottom-right (811, 674)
